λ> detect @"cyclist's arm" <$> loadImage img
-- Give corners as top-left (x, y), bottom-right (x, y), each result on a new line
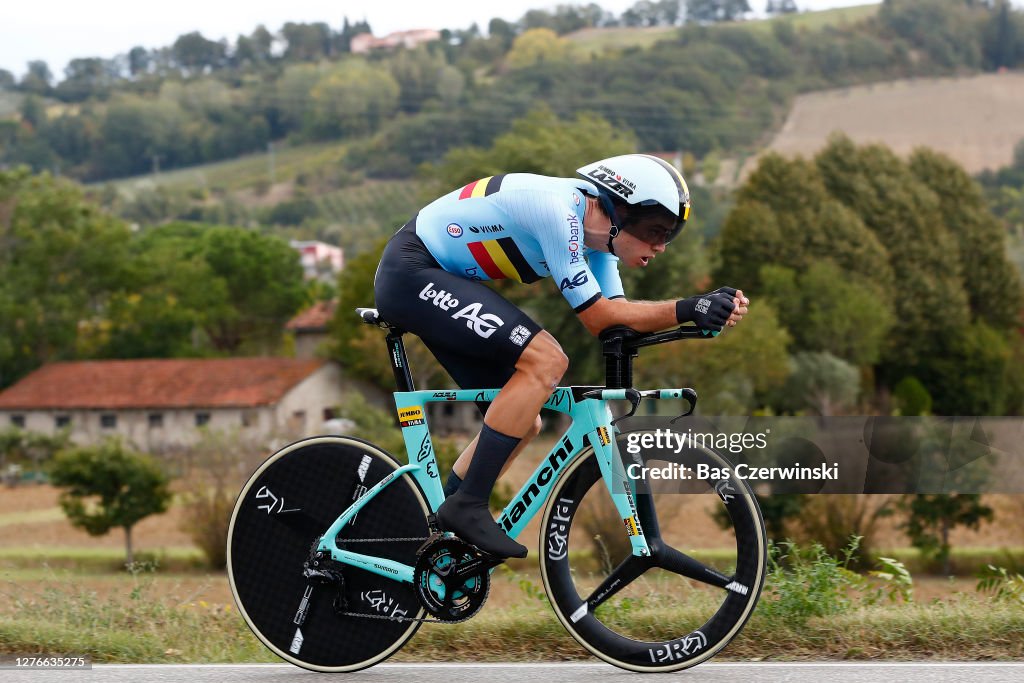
top-left (576, 296), bottom-right (678, 336)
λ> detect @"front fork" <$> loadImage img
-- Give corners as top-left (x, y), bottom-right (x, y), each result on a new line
top-left (583, 388), bottom-right (696, 557)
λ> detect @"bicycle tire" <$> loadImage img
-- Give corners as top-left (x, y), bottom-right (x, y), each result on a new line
top-left (227, 435), bottom-right (430, 672)
top-left (539, 440), bottom-right (767, 672)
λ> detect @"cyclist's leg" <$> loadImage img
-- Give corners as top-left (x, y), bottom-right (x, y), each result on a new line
top-left (375, 230), bottom-right (560, 556)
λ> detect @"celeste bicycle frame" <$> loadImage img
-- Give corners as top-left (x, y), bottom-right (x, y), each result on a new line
top-left (313, 384), bottom-right (691, 585)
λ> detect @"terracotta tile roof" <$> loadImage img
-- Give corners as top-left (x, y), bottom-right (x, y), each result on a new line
top-left (286, 300), bottom-right (337, 332)
top-left (0, 358), bottom-right (327, 410)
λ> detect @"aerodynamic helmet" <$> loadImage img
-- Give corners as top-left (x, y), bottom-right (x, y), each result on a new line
top-left (576, 154), bottom-right (691, 253)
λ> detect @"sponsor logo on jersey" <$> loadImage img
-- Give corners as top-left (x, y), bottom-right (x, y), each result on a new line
top-left (468, 224), bottom-right (503, 234)
top-left (574, 192), bottom-right (581, 206)
top-left (559, 270), bottom-right (589, 291)
top-left (464, 266), bottom-right (483, 281)
top-left (587, 165), bottom-right (635, 199)
top-left (447, 223), bottom-right (463, 238)
top-left (509, 325), bottom-right (531, 347)
top-left (566, 211), bottom-right (582, 265)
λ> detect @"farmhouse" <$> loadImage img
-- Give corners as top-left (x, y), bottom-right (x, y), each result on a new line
top-left (0, 358), bottom-right (346, 450)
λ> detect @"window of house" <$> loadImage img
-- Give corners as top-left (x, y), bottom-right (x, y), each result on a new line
top-left (55, 415), bottom-right (71, 429)
top-left (148, 413), bottom-right (164, 429)
top-left (10, 414), bottom-right (25, 428)
top-left (195, 412), bottom-right (211, 427)
top-left (323, 407), bottom-right (339, 421)
top-left (241, 410), bottom-right (257, 428)
top-left (443, 403), bottom-right (455, 417)
top-left (100, 414), bottom-right (117, 429)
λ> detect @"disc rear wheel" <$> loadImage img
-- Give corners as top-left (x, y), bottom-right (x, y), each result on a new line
top-left (227, 436), bottom-right (430, 672)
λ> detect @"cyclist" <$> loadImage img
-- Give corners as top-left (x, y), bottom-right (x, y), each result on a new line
top-left (374, 154), bottom-right (748, 559)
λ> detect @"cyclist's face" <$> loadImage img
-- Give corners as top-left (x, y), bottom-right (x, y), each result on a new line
top-left (616, 230), bottom-right (666, 267)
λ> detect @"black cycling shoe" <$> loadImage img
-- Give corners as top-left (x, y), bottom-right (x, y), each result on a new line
top-left (436, 491), bottom-right (528, 559)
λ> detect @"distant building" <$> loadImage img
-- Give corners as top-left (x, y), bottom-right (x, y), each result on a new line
top-left (0, 358), bottom-right (349, 450)
top-left (349, 29), bottom-right (441, 54)
top-left (286, 300), bottom-right (337, 359)
top-left (290, 240), bottom-right (344, 281)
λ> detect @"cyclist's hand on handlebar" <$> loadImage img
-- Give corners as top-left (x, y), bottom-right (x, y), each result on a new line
top-left (675, 291), bottom-right (737, 332)
top-left (710, 287), bottom-right (749, 328)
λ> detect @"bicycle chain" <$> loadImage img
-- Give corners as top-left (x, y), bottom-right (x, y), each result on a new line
top-left (336, 608), bottom-right (474, 624)
top-left (333, 535), bottom-right (470, 623)
top-left (341, 537), bottom-right (430, 543)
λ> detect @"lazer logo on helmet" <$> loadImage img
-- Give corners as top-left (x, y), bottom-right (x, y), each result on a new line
top-left (418, 283), bottom-right (504, 338)
top-left (587, 165), bottom-right (635, 199)
top-left (566, 212), bottom-right (581, 265)
top-left (559, 270), bottom-right (589, 291)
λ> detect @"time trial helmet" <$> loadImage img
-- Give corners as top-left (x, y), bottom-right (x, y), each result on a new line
top-left (577, 154), bottom-right (691, 252)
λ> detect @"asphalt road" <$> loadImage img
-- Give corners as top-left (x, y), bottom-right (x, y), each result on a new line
top-left (3, 662), bottom-right (1024, 682)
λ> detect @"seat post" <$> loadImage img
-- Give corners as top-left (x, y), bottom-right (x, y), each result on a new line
top-left (386, 329), bottom-right (415, 393)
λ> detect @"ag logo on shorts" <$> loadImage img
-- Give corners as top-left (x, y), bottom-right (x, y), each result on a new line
top-left (447, 223), bottom-right (463, 238)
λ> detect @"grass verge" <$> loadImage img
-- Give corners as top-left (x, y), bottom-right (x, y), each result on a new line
top-left (0, 573), bottom-right (1021, 663)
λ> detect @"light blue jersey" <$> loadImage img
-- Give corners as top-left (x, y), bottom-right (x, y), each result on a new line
top-left (415, 173), bottom-right (624, 312)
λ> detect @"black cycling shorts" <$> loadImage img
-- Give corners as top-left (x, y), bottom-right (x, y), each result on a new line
top-left (374, 218), bottom-right (544, 392)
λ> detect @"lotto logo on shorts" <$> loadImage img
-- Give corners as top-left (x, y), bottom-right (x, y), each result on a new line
top-left (509, 325), bottom-right (531, 347)
top-left (397, 407), bottom-right (425, 427)
top-left (623, 516), bottom-right (639, 536)
top-left (447, 223), bottom-right (463, 238)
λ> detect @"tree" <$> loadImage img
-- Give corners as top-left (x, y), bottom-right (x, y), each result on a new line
top-left (760, 261), bottom-right (894, 366)
top-left (900, 494), bottom-right (993, 575)
top-left (0, 168), bottom-right (133, 388)
top-left (127, 47), bottom-right (150, 77)
top-left (20, 60), bottom-right (52, 95)
top-left (56, 58), bottom-right (117, 102)
top-left (686, 0), bottom-right (751, 23)
top-left (0, 69), bottom-right (15, 90)
top-left (282, 22), bottom-right (333, 62)
top-left (784, 351), bottom-right (861, 416)
top-left (505, 28), bottom-right (574, 69)
top-left (49, 439), bottom-right (172, 566)
top-left (172, 31), bottom-right (227, 74)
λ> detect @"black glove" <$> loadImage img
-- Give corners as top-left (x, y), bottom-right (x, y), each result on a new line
top-left (675, 291), bottom-right (736, 332)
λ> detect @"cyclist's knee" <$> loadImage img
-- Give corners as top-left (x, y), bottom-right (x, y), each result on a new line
top-left (518, 331), bottom-right (568, 388)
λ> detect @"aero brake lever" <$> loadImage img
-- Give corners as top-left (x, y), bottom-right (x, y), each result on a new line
top-left (670, 388), bottom-right (698, 424)
top-left (612, 389), bottom-right (642, 426)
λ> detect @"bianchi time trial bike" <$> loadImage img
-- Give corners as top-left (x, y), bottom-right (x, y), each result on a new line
top-left (227, 308), bottom-right (767, 672)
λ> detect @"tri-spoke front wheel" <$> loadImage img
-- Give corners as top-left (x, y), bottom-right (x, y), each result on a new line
top-left (539, 440), bottom-right (766, 672)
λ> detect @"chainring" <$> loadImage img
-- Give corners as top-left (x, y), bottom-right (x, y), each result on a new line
top-left (414, 538), bottom-right (490, 622)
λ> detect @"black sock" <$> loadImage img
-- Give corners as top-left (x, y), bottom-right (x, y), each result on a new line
top-left (443, 471), bottom-right (463, 498)
top-left (459, 423), bottom-right (521, 500)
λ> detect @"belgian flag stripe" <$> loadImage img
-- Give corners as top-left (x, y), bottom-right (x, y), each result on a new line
top-left (496, 237), bottom-right (541, 283)
top-left (459, 178), bottom-right (482, 200)
top-left (467, 241), bottom-right (505, 279)
top-left (482, 240), bottom-right (522, 281)
top-left (483, 174), bottom-right (506, 196)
